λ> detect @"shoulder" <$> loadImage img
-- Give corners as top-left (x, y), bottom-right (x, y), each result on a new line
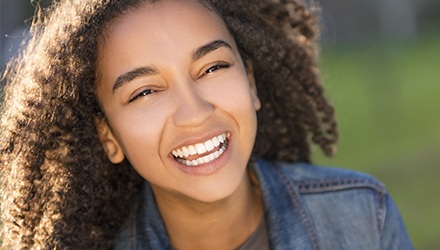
top-left (255, 159), bottom-right (388, 228)
top-left (254, 158), bottom-right (413, 249)
top-left (254, 158), bottom-right (389, 236)
top-left (255, 158), bottom-right (386, 195)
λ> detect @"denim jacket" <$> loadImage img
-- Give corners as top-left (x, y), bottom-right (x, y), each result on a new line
top-left (114, 159), bottom-right (413, 249)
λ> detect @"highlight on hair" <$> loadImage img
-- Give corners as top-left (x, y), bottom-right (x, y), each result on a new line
top-left (0, 0), bottom-right (337, 248)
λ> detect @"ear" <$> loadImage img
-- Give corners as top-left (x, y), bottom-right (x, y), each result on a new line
top-left (95, 118), bottom-right (125, 164)
top-left (245, 62), bottom-right (261, 111)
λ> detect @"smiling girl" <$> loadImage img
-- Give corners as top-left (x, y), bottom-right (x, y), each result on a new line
top-left (0, 0), bottom-right (412, 249)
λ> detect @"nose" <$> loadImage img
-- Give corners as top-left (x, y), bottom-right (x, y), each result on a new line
top-left (172, 79), bottom-right (214, 127)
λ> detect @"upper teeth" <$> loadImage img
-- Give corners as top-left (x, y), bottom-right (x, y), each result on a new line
top-left (172, 133), bottom-right (226, 159)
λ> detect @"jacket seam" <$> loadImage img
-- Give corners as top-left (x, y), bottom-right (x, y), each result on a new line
top-left (273, 167), bottom-right (321, 250)
top-left (296, 178), bottom-right (386, 194)
top-left (296, 178), bottom-right (387, 235)
top-left (377, 191), bottom-right (386, 234)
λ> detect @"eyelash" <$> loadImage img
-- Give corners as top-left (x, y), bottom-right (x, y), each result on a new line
top-left (128, 63), bottom-right (230, 103)
top-left (128, 89), bottom-right (154, 103)
top-left (199, 63), bottom-right (230, 78)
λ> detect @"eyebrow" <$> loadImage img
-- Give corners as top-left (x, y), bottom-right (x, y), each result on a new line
top-left (112, 39), bottom-right (232, 93)
top-left (192, 39), bottom-right (232, 62)
top-left (112, 66), bottom-right (159, 93)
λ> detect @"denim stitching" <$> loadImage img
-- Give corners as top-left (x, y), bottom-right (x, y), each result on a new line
top-left (297, 178), bottom-right (387, 235)
top-left (273, 166), bottom-right (321, 250)
top-left (376, 189), bottom-right (386, 233)
top-left (297, 179), bottom-right (386, 194)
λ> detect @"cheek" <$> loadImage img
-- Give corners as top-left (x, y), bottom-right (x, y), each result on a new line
top-left (207, 77), bottom-right (257, 117)
top-left (109, 103), bottom-right (172, 160)
top-left (202, 76), bottom-right (258, 142)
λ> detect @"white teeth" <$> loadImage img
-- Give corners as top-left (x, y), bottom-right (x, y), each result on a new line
top-left (197, 158), bottom-right (204, 165)
top-left (188, 145), bottom-right (197, 155)
top-left (172, 133), bottom-right (227, 158)
top-left (182, 147), bottom-right (190, 158)
top-left (177, 149), bottom-right (183, 158)
top-left (177, 143), bottom-right (227, 166)
top-left (172, 133), bottom-right (228, 167)
top-left (202, 155), bottom-right (210, 163)
top-left (205, 140), bottom-right (214, 151)
top-left (195, 143), bottom-right (207, 154)
top-left (218, 134), bottom-right (225, 143)
top-left (212, 137), bottom-right (220, 147)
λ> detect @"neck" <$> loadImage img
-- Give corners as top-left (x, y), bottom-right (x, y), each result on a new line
top-left (152, 170), bottom-right (263, 250)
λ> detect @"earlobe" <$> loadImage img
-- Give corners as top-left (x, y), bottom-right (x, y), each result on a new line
top-left (246, 63), bottom-right (261, 111)
top-left (96, 118), bottom-right (125, 164)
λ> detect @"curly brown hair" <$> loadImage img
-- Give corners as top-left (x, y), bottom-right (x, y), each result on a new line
top-left (0, 0), bottom-right (337, 248)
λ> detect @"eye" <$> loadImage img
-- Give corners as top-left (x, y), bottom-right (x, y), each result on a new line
top-left (128, 89), bottom-right (155, 103)
top-left (199, 63), bottom-right (230, 78)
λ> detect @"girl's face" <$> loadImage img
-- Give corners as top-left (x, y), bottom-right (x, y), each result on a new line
top-left (96, 0), bottom-right (260, 203)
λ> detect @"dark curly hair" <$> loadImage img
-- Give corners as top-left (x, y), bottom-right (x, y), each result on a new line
top-left (0, 0), bottom-right (337, 248)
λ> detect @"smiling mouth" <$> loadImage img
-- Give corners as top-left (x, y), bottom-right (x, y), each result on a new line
top-left (171, 133), bottom-right (229, 166)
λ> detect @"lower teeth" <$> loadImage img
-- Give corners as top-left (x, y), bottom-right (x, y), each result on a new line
top-left (175, 139), bottom-right (228, 166)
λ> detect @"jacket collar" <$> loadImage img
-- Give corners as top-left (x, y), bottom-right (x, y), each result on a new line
top-left (134, 158), bottom-right (319, 250)
top-left (253, 159), bottom-right (319, 250)
top-left (135, 184), bottom-right (172, 249)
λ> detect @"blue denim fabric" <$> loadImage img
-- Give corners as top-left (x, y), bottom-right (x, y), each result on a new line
top-left (113, 159), bottom-right (413, 249)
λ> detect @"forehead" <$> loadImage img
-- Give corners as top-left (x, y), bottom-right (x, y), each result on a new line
top-left (97, 0), bottom-right (237, 81)
top-left (101, 0), bottom-right (229, 43)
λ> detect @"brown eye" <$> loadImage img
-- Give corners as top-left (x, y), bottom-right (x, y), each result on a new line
top-left (200, 63), bottom-right (230, 78)
top-left (129, 89), bottom-right (154, 103)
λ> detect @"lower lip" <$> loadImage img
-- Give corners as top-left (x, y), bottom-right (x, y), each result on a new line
top-left (172, 135), bottom-right (232, 176)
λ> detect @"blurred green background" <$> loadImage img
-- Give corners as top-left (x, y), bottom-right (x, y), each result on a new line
top-left (1, 0), bottom-right (439, 249)
top-left (313, 1), bottom-right (440, 249)
top-left (314, 32), bottom-right (440, 249)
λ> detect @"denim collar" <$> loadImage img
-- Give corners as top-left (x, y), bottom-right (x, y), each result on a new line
top-left (133, 159), bottom-right (319, 250)
top-left (253, 159), bottom-right (319, 250)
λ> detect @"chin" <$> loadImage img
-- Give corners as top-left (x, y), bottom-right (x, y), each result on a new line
top-left (183, 169), bottom-right (247, 204)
